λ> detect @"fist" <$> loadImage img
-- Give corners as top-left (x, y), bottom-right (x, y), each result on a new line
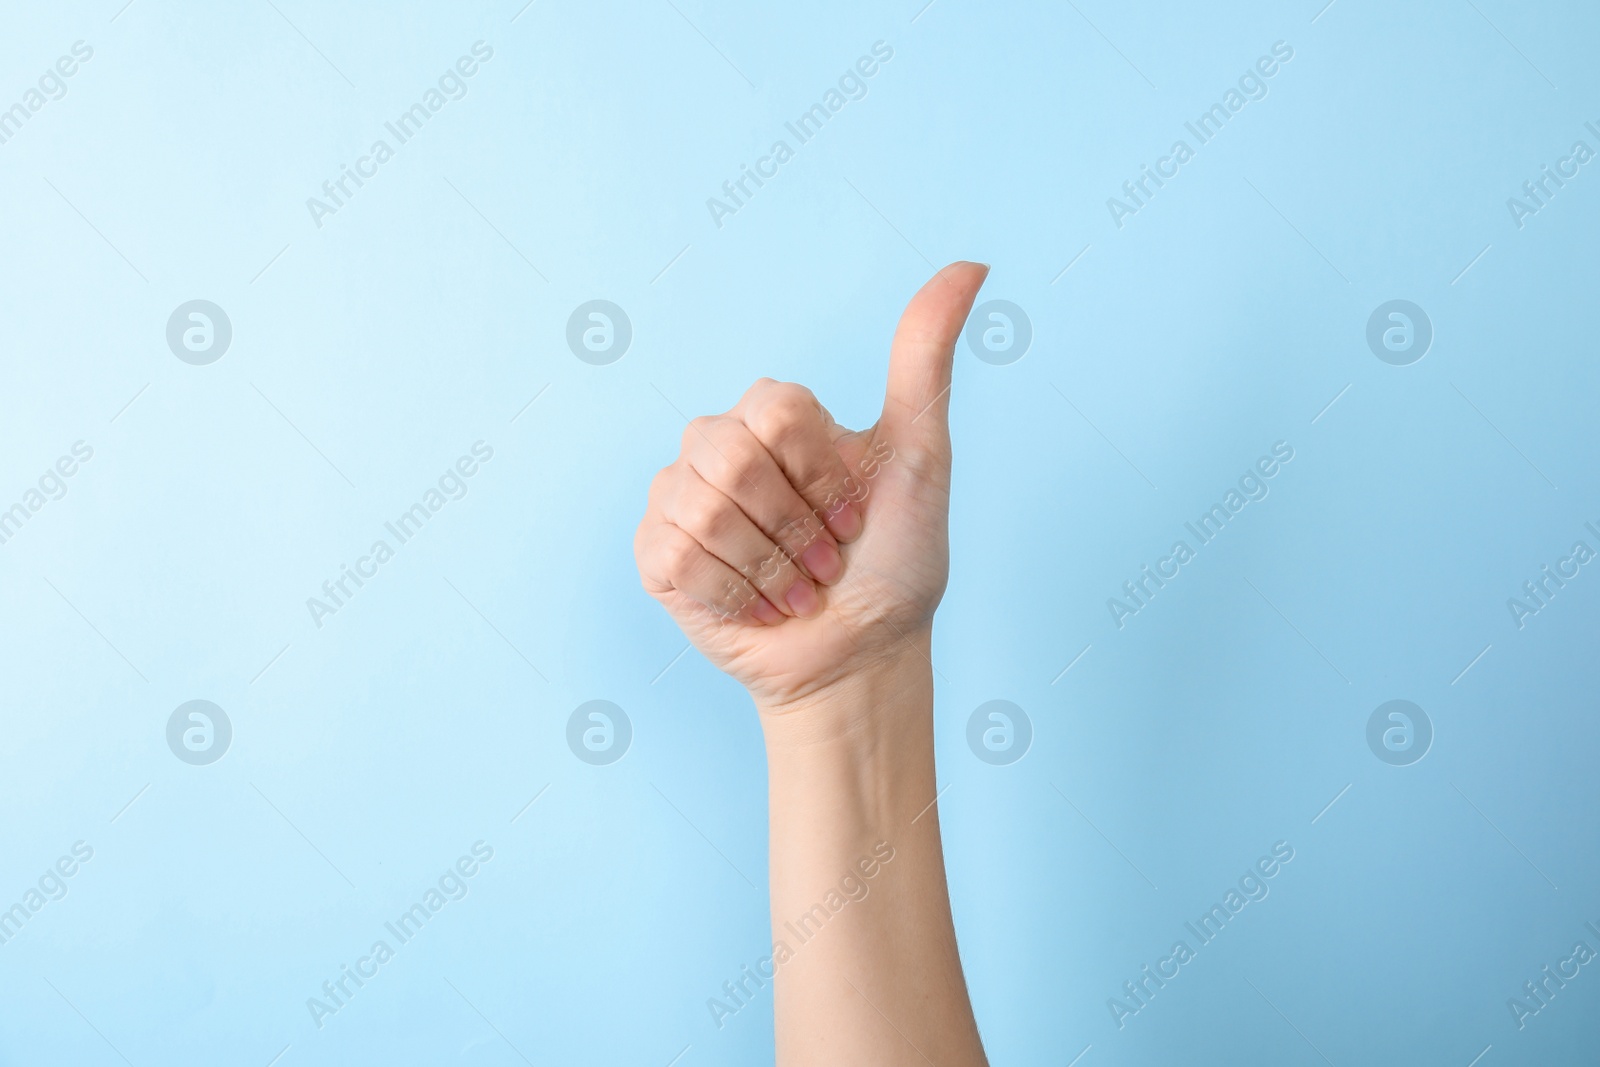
top-left (634, 263), bottom-right (989, 709)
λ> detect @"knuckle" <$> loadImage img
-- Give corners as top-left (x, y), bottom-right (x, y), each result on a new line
top-left (767, 380), bottom-right (815, 408)
top-left (696, 416), bottom-right (746, 461)
top-left (647, 463), bottom-right (678, 504)
top-left (779, 510), bottom-right (826, 547)
top-left (748, 545), bottom-right (791, 585)
top-left (792, 464), bottom-right (840, 503)
top-left (660, 530), bottom-right (699, 577)
top-left (742, 376), bottom-right (780, 403)
top-left (719, 437), bottom-right (765, 485)
top-left (680, 489), bottom-right (728, 541)
top-left (722, 575), bottom-right (759, 609)
top-left (787, 461), bottom-right (847, 520)
top-left (682, 414), bottom-right (721, 450)
top-left (705, 505), bottom-right (742, 545)
top-left (750, 391), bottom-right (816, 443)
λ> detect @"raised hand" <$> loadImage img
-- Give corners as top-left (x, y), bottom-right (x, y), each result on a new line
top-left (633, 262), bottom-right (990, 710)
top-left (637, 262), bottom-right (993, 1066)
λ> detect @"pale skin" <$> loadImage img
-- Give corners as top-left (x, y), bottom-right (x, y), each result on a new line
top-left (634, 262), bottom-right (991, 1065)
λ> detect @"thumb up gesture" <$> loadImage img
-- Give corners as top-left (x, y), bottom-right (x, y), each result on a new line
top-left (634, 262), bottom-right (989, 711)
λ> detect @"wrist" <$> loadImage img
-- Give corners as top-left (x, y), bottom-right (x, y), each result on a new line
top-left (759, 636), bottom-right (942, 868)
top-left (756, 635), bottom-right (934, 749)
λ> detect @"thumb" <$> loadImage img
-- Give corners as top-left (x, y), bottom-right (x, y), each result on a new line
top-left (877, 261), bottom-right (990, 459)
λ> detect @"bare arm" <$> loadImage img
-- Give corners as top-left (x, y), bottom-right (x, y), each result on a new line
top-left (762, 648), bottom-right (986, 1064)
top-left (635, 262), bottom-right (990, 1065)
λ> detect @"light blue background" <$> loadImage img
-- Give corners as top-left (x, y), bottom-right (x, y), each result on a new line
top-left (1, 0), bottom-right (1597, 1064)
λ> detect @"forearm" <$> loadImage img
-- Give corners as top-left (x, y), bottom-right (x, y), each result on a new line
top-left (759, 637), bottom-right (987, 1066)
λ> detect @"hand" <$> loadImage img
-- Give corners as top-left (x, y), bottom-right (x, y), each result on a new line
top-left (634, 262), bottom-right (989, 711)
